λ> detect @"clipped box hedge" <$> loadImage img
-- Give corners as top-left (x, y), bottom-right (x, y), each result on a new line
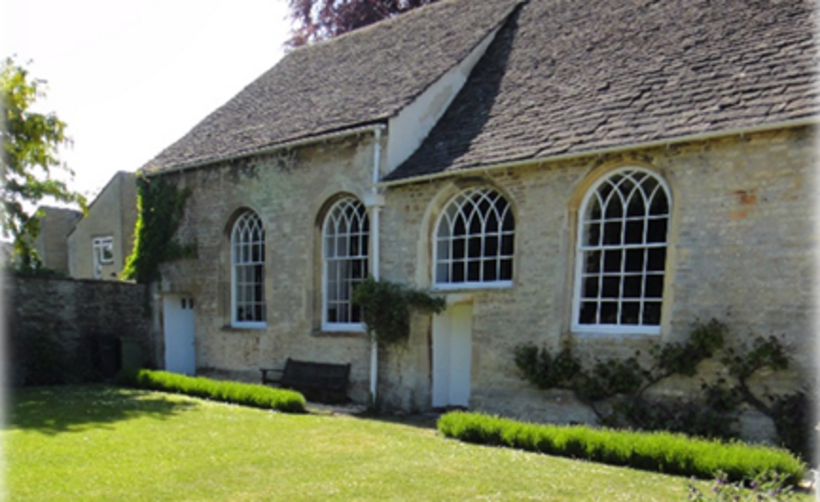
top-left (117, 369), bottom-right (306, 414)
top-left (437, 411), bottom-right (805, 485)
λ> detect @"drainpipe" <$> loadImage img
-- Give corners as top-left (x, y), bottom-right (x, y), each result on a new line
top-left (365, 126), bottom-right (386, 408)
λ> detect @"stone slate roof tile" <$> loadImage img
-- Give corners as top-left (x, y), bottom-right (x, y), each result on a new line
top-left (388, 0), bottom-right (818, 181)
top-left (144, 0), bottom-right (523, 173)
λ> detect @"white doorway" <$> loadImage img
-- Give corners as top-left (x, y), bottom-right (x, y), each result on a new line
top-left (163, 294), bottom-right (196, 375)
top-left (432, 303), bottom-right (473, 408)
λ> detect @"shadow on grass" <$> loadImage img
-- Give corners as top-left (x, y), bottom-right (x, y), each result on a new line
top-left (8, 384), bottom-right (199, 436)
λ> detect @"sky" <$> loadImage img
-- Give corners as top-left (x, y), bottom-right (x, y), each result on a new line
top-left (1, 0), bottom-right (291, 202)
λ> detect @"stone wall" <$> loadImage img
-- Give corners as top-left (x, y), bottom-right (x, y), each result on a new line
top-left (376, 125), bottom-right (815, 439)
top-left (154, 124), bottom-right (814, 443)
top-left (7, 275), bottom-right (152, 385)
top-left (157, 133), bottom-right (379, 402)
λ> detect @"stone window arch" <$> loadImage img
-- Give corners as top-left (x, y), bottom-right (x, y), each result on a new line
top-left (573, 167), bottom-right (671, 334)
top-left (434, 187), bottom-right (515, 288)
top-left (231, 210), bottom-right (266, 328)
top-left (322, 196), bottom-right (369, 330)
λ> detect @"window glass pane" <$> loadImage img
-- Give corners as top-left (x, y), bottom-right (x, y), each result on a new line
top-left (603, 250), bottom-right (622, 272)
top-left (624, 220), bottom-right (644, 244)
top-left (626, 194), bottom-right (646, 217)
top-left (584, 223), bottom-right (601, 246)
top-left (582, 276), bottom-right (599, 298)
top-left (468, 237), bottom-right (482, 258)
top-left (603, 221), bottom-right (622, 245)
top-left (452, 238), bottom-right (465, 259)
top-left (621, 302), bottom-right (640, 325)
top-left (645, 274), bottom-right (664, 298)
top-left (579, 302), bottom-right (598, 324)
top-left (624, 249), bottom-right (645, 272)
top-left (483, 260), bottom-right (498, 282)
top-left (500, 258), bottom-right (513, 280)
top-left (647, 248), bottom-right (666, 271)
top-left (600, 302), bottom-right (618, 324)
top-left (601, 276), bottom-right (621, 298)
top-left (647, 218), bottom-right (668, 243)
top-left (452, 262), bottom-right (465, 282)
top-left (585, 250), bottom-right (601, 273)
top-left (642, 302), bottom-right (662, 325)
top-left (467, 261), bottom-right (481, 282)
top-left (623, 275), bottom-right (642, 298)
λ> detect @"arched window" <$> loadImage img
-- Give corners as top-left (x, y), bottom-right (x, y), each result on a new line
top-left (231, 211), bottom-right (265, 327)
top-left (434, 187), bottom-right (514, 288)
top-left (323, 197), bottom-right (369, 329)
top-left (573, 168), bottom-right (671, 333)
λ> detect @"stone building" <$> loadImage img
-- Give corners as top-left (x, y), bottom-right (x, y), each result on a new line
top-left (67, 171), bottom-right (138, 280)
top-left (141, 0), bottom-right (817, 435)
top-left (32, 206), bottom-right (82, 273)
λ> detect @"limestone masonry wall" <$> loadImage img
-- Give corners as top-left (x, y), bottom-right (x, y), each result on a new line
top-left (157, 125), bottom-right (814, 443)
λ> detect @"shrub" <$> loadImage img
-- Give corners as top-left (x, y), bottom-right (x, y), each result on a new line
top-left (437, 412), bottom-right (805, 485)
top-left (116, 369), bottom-right (306, 413)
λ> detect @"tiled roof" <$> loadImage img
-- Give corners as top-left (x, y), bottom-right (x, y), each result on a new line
top-left (388, 0), bottom-right (818, 181)
top-left (144, 0), bottom-right (523, 173)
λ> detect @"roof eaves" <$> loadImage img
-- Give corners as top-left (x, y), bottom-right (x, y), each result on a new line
top-left (380, 117), bottom-right (819, 187)
top-left (145, 121), bottom-right (388, 177)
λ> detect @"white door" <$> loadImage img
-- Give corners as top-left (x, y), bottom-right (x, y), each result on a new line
top-left (432, 304), bottom-right (473, 408)
top-left (163, 294), bottom-right (196, 375)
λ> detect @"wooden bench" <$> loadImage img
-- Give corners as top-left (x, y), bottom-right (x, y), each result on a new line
top-left (260, 358), bottom-right (351, 404)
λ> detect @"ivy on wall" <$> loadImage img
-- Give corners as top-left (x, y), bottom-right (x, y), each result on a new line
top-left (351, 276), bottom-right (445, 346)
top-left (122, 176), bottom-right (195, 284)
top-left (514, 320), bottom-right (813, 461)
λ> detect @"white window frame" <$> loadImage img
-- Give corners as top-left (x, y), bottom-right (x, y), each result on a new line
top-left (433, 187), bottom-right (515, 290)
top-left (571, 167), bottom-right (672, 335)
top-left (231, 211), bottom-right (266, 329)
top-left (322, 197), bottom-right (369, 332)
top-left (92, 236), bottom-right (114, 279)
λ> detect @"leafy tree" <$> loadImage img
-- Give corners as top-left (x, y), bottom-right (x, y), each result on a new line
top-left (1, 56), bottom-right (85, 268)
top-left (287, 0), bottom-right (438, 47)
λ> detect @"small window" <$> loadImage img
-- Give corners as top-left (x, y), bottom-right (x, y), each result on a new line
top-left (573, 168), bottom-right (671, 334)
top-left (231, 211), bottom-right (265, 328)
top-left (93, 236), bottom-right (114, 265)
top-left (322, 197), bottom-right (369, 330)
top-left (434, 187), bottom-right (515, 288)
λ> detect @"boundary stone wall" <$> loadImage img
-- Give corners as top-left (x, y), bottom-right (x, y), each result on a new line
top-left (6, 275), bottom-right (152, 385)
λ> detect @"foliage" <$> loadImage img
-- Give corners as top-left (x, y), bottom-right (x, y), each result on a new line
top-left (513, 320), bottom-right (813, 460)
top-left (1, 56), bottom-right (86, 267)
top-left (768, 392), bottom-right (813, 464)
top-left (686, 471), bottom-right (799, 501)
top-left (351, 276), bottom-right (445, 345)
top-left (287, 0), bottom-right (438, 47)
top-left (116, 369), bottom-right (306, 413)
top-left (437, 411), bottom-right (806, 486)
top-left (7, 385), bottom-right (716, 501)
top-left (121, 176), bottom-right (194, 283)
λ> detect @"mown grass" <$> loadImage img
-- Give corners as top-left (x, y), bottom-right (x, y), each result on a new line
top-left (438, 411), bottom-right (807, 485)
top-left (5, 385), bottom-right (810, 501)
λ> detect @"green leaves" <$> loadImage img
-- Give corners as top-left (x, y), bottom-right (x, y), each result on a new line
top-left (351, 276), bottom-right (445, 345)
top-left (121, 176), bottom-right (194, 283)
top-left (1, 56), bottom-right (86, 266)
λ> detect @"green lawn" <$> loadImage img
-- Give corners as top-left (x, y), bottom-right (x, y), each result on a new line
top-left (1, 385), bottom-right (795, 501)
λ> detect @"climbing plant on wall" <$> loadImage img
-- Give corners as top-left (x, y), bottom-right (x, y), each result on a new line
top-left (514, 320), bottom-right (813, 461)
top-left (122, 176), bottom-right (195, 284)
top-left (351, 276), bottom-right (445, 346)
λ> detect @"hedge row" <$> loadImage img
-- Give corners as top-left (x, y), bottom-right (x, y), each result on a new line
top-left (116, 369), bottom-right (306, 414)
top-left (437, 412), bottom-right (805, 485)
